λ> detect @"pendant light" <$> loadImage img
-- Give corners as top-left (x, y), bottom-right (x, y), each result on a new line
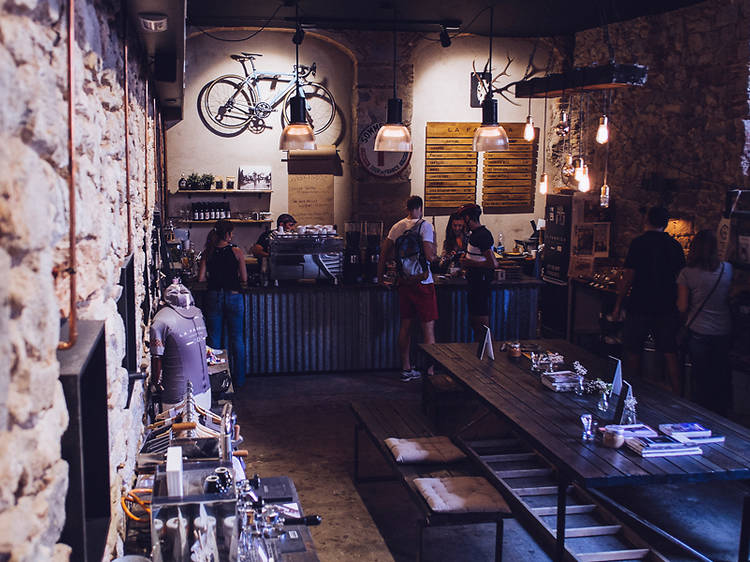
top-left (538, 89), bottom-right (548, 194)
top-left (596, 92), bottom-right (610, 145)
top-left (473, 7), bottom-right (508, 152)
top-left (374, 9), bottom-right (412, 152)
top-left (279, 2), bottom-right (316, 151)
top-left (578, 165), bottom-right (591, 192)
top-left (523, 97), bottom-right (535, 142)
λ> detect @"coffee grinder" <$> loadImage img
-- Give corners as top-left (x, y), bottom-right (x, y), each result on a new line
top-left (343, 222), bottom-right (363, 284)
top-left (363, 221), bottom-right (383, 283)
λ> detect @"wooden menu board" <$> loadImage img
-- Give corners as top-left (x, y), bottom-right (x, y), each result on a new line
top-left (288, 173), bottom-right (334, 225)
top-left (424, 122), bottom-right (478, 215)
top-left (482, 124), bottom-right (538, 214)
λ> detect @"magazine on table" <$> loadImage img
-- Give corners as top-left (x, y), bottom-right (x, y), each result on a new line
top-left (625, 435), bottom-right (702, 457)
top-left (658, 423), bottom-right (712, 438)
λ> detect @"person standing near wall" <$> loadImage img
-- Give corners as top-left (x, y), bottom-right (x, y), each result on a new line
top-left (612, 206), bottom-right (686, 393)
top-left (677, 229), bottom-right (733, 415)
top-left (438, 212), bottom-right (468, 272)
top-left (378, 195), bottom-right (438, 381)
top-left (458, 204), bottom-right (498, 341)
top-left (150, 283), bottom-right (212, 411)
top-left (199, 219), bottom-right (248, 388)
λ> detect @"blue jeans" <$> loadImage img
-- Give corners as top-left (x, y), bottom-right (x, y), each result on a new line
top-left (204, 290), bottom-right (247, 387)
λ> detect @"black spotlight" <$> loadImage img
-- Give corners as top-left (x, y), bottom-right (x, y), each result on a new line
top-left (439, 26), bottom-right (451, 48)
top-left (292, 26), bottom-right (305, 45)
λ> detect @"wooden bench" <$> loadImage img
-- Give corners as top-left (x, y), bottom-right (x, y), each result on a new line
top-left (351, 400), bottom-right (512, 561)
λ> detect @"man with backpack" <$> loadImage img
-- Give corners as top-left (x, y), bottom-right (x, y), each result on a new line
top-left (458, 204), bottom-right (498, 340)
top-left (377, 195), bottom-right (438, 381)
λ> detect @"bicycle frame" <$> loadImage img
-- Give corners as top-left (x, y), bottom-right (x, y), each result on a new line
top-left (238, 59), bottom-right (309, 109)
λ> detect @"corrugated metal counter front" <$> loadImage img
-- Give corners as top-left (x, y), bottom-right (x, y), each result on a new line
top-left (191, 279), bottom-right (540, 375)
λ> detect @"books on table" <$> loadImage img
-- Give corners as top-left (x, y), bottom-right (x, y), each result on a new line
top-left (658, 423), bottom-right (711, 438)
top-left (658, 423), bottom-right (725, 444)
top-left (540, 371), bottom-right (578, 392)
top-left (625, 435), bottom-right (703, 457)
top-left (602, 424), bottom-right (658, 438)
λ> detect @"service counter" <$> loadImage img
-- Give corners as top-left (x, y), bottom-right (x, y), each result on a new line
top-left (190, 277), bottom-right (541, 375)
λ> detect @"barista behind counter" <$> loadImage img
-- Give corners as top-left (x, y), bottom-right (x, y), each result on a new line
top-left (252, 213), bottom-right (297, 258)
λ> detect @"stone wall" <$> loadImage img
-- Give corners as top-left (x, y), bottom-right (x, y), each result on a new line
top-left (0, 0), bottom-right (156, 558)
top-left (573, 0), bottom-right (750, 257)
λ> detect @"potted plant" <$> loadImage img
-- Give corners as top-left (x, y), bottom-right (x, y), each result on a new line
top-left (199, 174), bottom-right (214, 190)
top-left (186, 172), bottom-right (201, 190)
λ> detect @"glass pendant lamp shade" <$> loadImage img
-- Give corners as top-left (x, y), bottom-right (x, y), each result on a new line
top-left (473, 97), bottom-right (509, 152)
top-left (375, 98), bottom-right (413, 152)
top-left (279, 94), bottom-right (316, 150)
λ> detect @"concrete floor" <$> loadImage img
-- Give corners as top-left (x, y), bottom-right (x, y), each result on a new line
top-left (232, 371), bottom-right (746, 562)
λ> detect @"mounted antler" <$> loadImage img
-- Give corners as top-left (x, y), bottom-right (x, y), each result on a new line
top-left (491, 43), bottom-right (545, 106)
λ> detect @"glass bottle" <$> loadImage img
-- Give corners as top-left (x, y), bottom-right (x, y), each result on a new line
top-left (597, 391), bottom-right (609, 412)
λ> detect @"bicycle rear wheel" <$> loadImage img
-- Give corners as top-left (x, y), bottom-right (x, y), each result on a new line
top-left (282, 82), bottom-right (336, 135)
top-left (202, 74), bottom-right (256, 130)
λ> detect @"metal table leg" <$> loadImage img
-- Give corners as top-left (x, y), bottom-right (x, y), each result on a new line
top-left (739, 494), bottom-right (750, 562)
top-left (556, 475), bottom-right (569, 561)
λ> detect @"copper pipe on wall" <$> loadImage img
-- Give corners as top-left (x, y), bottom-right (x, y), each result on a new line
top-left (144, 79), bottom-right (149, 211)
top-left (58, 0), bottom-right (77, 350)
top-left (123, 9), bottom-right (132, 255)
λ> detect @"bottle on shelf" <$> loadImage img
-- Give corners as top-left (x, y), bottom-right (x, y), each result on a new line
top-left (178, 173), bottom-right (186, 191)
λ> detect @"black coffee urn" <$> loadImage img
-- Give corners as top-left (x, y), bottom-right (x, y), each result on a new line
top-left (343, 222), bottom-right (363, 284)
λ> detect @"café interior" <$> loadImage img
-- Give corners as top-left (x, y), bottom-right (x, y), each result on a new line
top-left (3, 0), bottom-right (750, 560)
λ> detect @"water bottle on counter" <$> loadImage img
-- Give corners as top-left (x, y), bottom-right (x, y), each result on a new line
top-left (496, 232), bottom-right (505, 256)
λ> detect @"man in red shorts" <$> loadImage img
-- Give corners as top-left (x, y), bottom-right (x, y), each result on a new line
top-left (378, 195), bottom-right (438, 381)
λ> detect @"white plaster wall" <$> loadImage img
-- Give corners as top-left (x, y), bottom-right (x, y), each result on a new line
top-left (167, 29), bottom-right (355, 250)
top-left (411, 35), bottom-right (552, 250)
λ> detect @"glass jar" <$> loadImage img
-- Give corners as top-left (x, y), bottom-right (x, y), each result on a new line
top-left (597, 391), bottom-right (609, 412)
top-left (603, 427), bottom-right (625, 448)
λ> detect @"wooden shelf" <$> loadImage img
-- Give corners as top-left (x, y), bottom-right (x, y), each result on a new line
top-left (179, 219), bottom-right (271, 225)
top-left (174, 189), bottom-right (273, 195)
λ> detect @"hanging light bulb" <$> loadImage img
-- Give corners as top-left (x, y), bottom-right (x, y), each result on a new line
top-left (555, 110), bottom-right (570, 137)
top-left (375, 11), bottom-right (413, 152)
top-left (596, 115), bottom-right (609, 144)
top-left (562, 154), bottom-right (575, 180)
top-left (578, 165), bottom-right (591, 192)
top-left (280, 9), bottom-right (316, 151)
top-left (473, 7), bottom-right (509, 152)
top-left (600, 183), bottom-right (610, 207)
top-left (524, 115), bottom-right (535, 141)
top-left (574, 158), bottom-right (584, 181)
top-left (539, 173), bottom-right (548, 194)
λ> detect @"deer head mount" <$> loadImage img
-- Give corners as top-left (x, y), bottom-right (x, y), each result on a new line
top-left (472, 43), bottom-right (546, 106)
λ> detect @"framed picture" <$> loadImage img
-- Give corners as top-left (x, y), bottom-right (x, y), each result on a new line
top-left (573, 224), bottom-right (594, 256)
top-left (237, 165), bottom-right (272, 191)
top-left (593, 222), bottom-right (611, 257)
top-left (470, 71), bottom-right (492, 107)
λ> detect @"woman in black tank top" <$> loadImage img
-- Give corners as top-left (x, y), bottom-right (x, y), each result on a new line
top-left (198, 220), bottom-right (248, 387)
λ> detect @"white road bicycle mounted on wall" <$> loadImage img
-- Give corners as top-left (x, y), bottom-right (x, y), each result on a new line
top-left (202, 52), bottom-right (336, 134)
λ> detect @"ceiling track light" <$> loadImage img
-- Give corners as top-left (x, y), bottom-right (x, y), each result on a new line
top-left (439, 26), bottom-right (451, 48)
top-left (473, 7), bottom-right (508, 152)
top-left (279, 3), bottom-right (316, 151)
top-left (374, 9), bottom-right (413, 153)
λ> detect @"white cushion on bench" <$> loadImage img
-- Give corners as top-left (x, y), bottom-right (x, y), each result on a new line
top-left (413, 476), bottom-right (511, 514)
top-left (384, 436), bottom-right (466, 464)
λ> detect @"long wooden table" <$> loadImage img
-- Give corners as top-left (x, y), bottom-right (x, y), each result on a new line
top-left (420, 339), bottom-right (750, 561)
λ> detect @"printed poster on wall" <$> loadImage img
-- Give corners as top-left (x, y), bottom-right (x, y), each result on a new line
top-left (288, 174), bottom-right (334, 225)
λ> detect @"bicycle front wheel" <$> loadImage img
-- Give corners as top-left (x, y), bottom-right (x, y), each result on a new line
top-left (202, 74), bottom-right (256, 130)
top-left (282, 82), bottom-right (336, 135)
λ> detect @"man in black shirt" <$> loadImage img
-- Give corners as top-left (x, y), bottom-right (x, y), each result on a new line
top-left (613, 206), bottom-right (686, 393)
top-left (252, 213), bottom-right (297, 257)
top-left (458, 204), bottom-right (498, 340)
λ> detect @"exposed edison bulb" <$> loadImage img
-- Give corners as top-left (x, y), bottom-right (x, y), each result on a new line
top-left (600, 183), bottom-right (610, 207)
top-left (562, 154), bottom-right (575, 179)
top-left (539, 173), bottom-right (548, 194)
top-left (578, 165), bottom-right (591, 192)
top-left (523, 116), bottom-right (535, 141)
top-left (574, 158), bottom-right (585, 181)
top-left (596, 115), bottom-right (609, 144)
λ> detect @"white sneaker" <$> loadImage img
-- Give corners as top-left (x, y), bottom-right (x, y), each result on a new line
top-left (400, 368), bottom-right (422, 382)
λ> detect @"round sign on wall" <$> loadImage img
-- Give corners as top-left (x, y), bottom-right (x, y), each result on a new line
top-left (357, 122), bottom-right (411, 177)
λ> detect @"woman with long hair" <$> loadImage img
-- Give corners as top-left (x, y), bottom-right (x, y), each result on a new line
top-left (199, 219), bottom-right (248, 388)
top-left (438, 212), bottom-right (467, 271)
top-left (676, 229), bottom-right (733, 414)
